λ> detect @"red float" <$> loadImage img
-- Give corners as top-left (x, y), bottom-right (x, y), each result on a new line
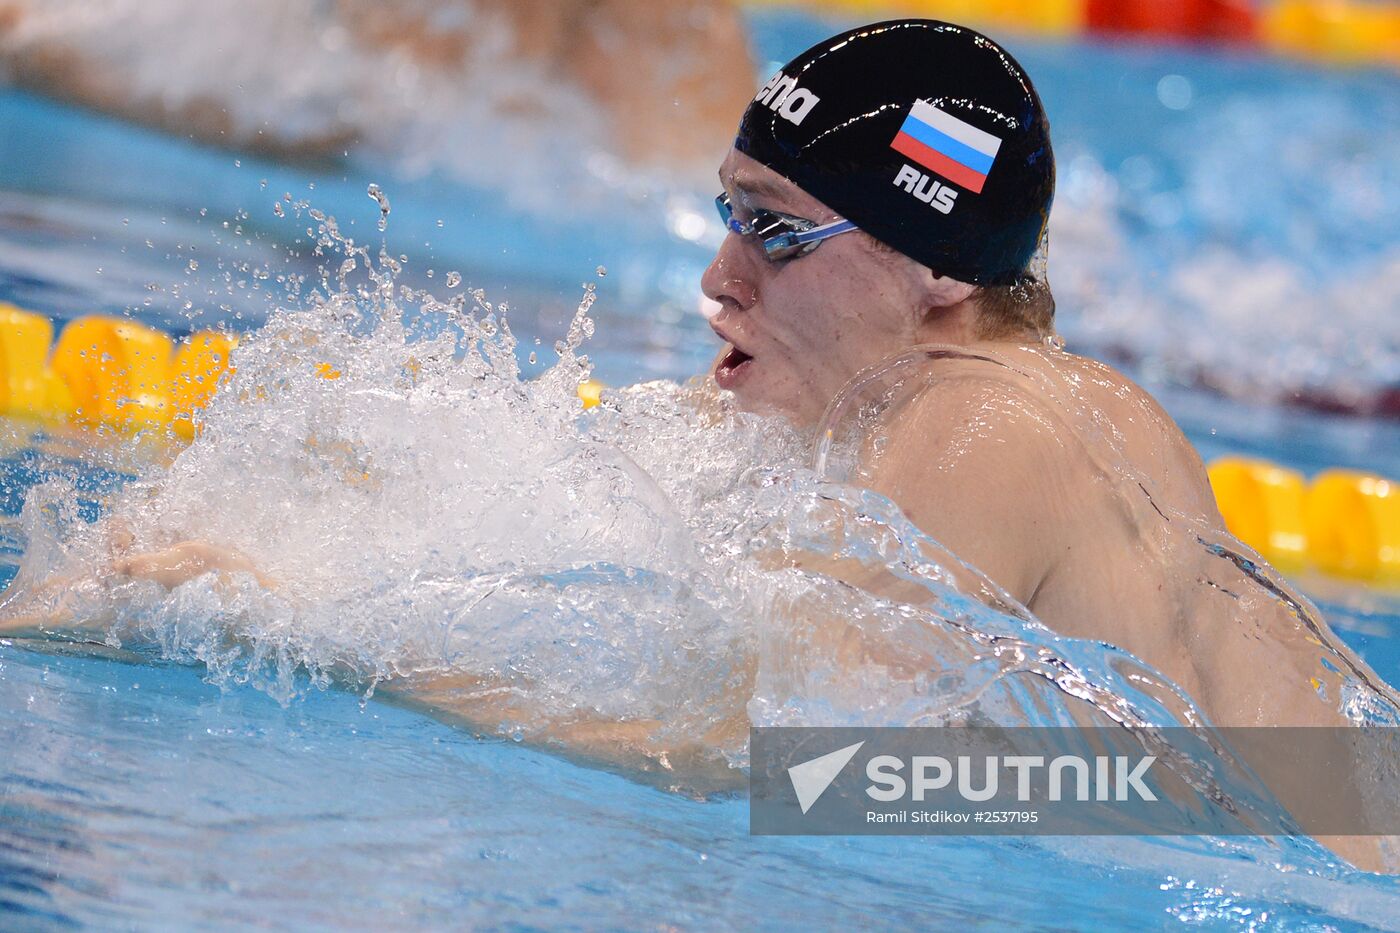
top-left (1085, 0), bottom-right (1257, 43)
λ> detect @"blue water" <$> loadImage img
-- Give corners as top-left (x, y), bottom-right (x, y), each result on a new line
top-left (3, 8), bottom-right (1400, 930)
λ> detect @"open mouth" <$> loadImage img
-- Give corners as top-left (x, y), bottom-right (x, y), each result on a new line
top-left (714, 344), bottom-right (754, 389)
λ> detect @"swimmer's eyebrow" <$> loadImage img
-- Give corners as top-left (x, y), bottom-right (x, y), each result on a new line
top-left (721, 171), bottom-right (793, 206)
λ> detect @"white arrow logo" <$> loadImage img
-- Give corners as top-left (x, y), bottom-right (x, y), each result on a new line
top-left (788, 741), bottom-right (865, 814)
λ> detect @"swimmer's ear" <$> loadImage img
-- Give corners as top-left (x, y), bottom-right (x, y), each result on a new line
top-left (923, 270), bottom-right (976, 310)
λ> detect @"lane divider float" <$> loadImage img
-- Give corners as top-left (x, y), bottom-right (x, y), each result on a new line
top-left (577, 379), bottom-right (605, 409)
top-left (1208, 456), bottom-right (1400, 584)
top-left (0, 303), bottom-right (239, 439)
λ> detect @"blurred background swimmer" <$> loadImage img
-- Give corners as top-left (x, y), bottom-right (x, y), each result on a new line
top-left (0, 0), bottom-right (754, 183)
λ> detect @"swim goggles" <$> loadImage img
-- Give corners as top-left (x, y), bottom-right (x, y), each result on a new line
top-left (714, 192), bottom-right (857, 261)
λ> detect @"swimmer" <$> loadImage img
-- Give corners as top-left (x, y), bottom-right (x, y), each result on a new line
top-left (2, 18), bottom-right (1397, 867)
top-left (698, 20), bottom-right (1398, 867)
top-left (0, 0), bottom-right (752, 178)
top-left (700, 19), bottom-right (1392, 731)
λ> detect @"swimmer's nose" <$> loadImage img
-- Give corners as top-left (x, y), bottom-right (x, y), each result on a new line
top-left (701, 236), bottom-right (758, 314)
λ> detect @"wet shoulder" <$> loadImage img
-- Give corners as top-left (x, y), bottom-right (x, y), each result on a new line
top-left (850, 348), bottom-right (1063, 480)
top-left (989, 343), bottom-right (1223, 526)
top-left (858, 350), bottom-right (1095, 606)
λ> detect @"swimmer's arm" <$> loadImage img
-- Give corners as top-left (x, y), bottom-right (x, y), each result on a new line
top-left (380, 669), bottom-right (750, 792)
top-left (0, 577), bottom-right (113, 638)
top-left (110, 541), bottom-right (277, 592)
top-left (0, 540), bottom-right (275, 637)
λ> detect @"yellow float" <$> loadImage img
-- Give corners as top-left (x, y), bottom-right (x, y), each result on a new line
top-left (1206, 456), bottom-right (1309, 574)
top-left (171, 332), bottom-right (240, 439)
top-left (1208, 458), bottom-right (1400, 585)
top-left (0, 303), bottom-right (70, 419)
top-left (577, 379), bottom-right (605, 410)
top-left (51, 317), bottom-right (175, 429)
top-left (1304, 470), bottom-right (1400, 583)
top-left (0, 306), bottom-right (238, 434)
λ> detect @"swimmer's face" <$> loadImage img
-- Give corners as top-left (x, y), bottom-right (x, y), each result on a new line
top-left (702, 149), bottom-right (936, 425)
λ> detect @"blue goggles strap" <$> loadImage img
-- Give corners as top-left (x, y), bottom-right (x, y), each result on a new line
top-left (791, 218), bottom-right (857, 244)
top-left (715, 193), bottom-right (857, 258)
top-left (760, 219), bottom-right (858, 256)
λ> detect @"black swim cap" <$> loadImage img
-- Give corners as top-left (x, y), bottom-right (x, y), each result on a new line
top-left (735, 20), bottom-right (1054, 285)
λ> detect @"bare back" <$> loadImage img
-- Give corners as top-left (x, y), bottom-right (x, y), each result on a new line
top-left (842, 341), bottom-right (1393, 730)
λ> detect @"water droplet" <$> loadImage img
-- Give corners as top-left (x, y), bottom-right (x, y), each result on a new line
top-left (445, 271), bottom-right (461, 288)
top-left (596, 266), bottom-right (607, 278)
top-left (273, 203), bottom-right (285, 217)
top-left (436, 219), bottom-right (445, 228)
top-left (366, 183), bottom-right (391, 232)
top-left (233, 159), bottom-right (241, 167)
top-left (528, 351), bottom-right (537, 365)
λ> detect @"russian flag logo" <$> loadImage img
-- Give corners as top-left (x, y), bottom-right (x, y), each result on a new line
top-left (890, 101), bottom-right (1002, 195)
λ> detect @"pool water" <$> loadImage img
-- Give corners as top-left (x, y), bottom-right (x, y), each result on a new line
top-left (3, 7), bottom-right (1400, 930)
